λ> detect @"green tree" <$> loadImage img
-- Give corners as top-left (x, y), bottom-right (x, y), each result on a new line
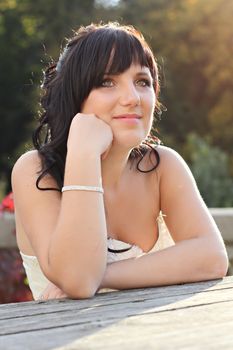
top-left (0, 1), bottom-right (38, 191)
top-left (185, 133), bottom-right (233, 207)
top-left (0, 0), bottom-right (95, 192)
top-left (1, 0), bottom-right (232, 202)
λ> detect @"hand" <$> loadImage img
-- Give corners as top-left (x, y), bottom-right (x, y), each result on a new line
top-left (38, 281), bottom-right (68, 301)
top-left (67, 113), bottom-right (113, 157)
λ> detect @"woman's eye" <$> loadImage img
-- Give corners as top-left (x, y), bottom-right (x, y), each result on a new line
top-left (101, 79), bottom-right (114, 87)
top-left (136, 79), bottom-right (151, 87)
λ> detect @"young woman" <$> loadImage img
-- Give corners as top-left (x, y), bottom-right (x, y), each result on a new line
top-left (12, 22), bottom-right (228, 300)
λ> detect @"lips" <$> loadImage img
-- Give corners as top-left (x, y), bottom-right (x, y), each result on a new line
top-left (113, 114), bottom-right (142, 119)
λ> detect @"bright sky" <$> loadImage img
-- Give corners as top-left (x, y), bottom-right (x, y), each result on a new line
top-left (96, 0), bottom-right (120, 6)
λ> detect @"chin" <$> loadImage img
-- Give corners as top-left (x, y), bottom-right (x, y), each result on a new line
top-left (113, 132), bottom-right (146, 150)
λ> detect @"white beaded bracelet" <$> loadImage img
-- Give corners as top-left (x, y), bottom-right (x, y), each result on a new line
top-left (62, 185), bottom-right (104, 194)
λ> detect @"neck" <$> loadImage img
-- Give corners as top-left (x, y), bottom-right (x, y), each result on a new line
top-left (101, 145), bottom-right (133, 191)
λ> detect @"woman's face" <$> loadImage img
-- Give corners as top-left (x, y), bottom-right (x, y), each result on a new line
top-left (81, 63), bottom-right (156, 149)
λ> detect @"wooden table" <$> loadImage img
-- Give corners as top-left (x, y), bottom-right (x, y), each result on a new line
top-left (1, 276), bottom-right (233, 350)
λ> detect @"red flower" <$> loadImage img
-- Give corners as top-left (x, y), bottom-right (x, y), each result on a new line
top-left (0, 192), bottom-right (14, 213)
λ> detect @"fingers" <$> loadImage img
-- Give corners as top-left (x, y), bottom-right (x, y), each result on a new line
top-left (38, 291), bottom-right (68, 301)
top-left (68, 112), bottom-right (113, 156)
top-left (38, 284), bottom-right (68, 301)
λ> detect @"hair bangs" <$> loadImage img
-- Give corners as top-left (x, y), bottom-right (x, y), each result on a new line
top-left (105, 31), bottom-right (153, 76)
top-left (85, 28), bottom-right (157, 91)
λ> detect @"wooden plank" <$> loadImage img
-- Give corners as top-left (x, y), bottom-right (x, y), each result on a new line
top-left (0, 279), bottom-right (230, 319)
top-left (0, 277), bottom-right (233, 349)
top-left (0, 277), bottom-right (232, 323)
top-left (210, 208), bottom-right (233, 241)
top-left (1, 276), bottom-right (232, 316)
top-left (0, 278), bottom-right (232, 320)
top-left (1, 300), bottom-right (233, 349)
top-left (0, 279), bottom-right (232, 334)
top-left (69, 301), bottom-right (233, 350)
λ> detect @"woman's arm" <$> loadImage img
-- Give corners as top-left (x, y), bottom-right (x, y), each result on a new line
top-left (12, 114), bottom-right (113, 298)
top-left (100, 235), bottom-right (227, 290)
top-left (100, 146), bottom-right (228, 290)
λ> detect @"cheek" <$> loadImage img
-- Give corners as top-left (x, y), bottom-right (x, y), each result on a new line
top-left (143, 95), bottom-right (155, 132)
top-left (151, 92), bottom-right (156, 112)
top-left (81, 92), bottom-right (113, 115)
top-left (81, 90), bottom-right (103, 114)
top-left (81, 96), bottom-right (94, 114)
top-left (144, 93), bottom-right (155, 116)
top-left (143, 88), bottom-right (155, 105)
top-left (142, 117), bottom-right (153, 136)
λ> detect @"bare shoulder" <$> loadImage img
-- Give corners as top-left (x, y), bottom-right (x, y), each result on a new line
top-left (156, 145), bottom-right (195, 184)
top-left (12, 150), bottom-right (61, 265)
top-left (156, 145), bottom-right (191, 170)
top-left (12, 150), bottom-right (57, 189)
top-left (155, 145), bottom-right (219, 240)
top-left (12, 150), bottom-right (41, 179)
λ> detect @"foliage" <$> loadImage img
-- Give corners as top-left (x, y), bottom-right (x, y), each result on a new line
top-left (0, 193), bottom-right (32, 303)
top-left (0, 248), bottom-right (32, 303)
top-left (185, 133), bottom-right (233, 207)
top-left (0, 0), bottom-right (232, 206)
top-left (0, 192), bottom-right (14, 212)
top-left (0, 2), bottom-right (37, 190)
top-left (0, 0), bottom-right (95, 190)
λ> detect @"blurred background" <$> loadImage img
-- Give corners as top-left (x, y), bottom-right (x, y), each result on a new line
top-left (0, 0), bottom-right (232, 303)
top-left (0, 0), bottom-right (233, 206)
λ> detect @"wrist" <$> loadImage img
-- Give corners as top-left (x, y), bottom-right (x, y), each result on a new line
top-left (67, 147), bottom-right (102, 160)
top-left (64, 150), bottom-right (103, 187)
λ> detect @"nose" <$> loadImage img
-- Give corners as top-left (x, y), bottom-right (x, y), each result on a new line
top-left (119, 83), bottom-right (140, 107)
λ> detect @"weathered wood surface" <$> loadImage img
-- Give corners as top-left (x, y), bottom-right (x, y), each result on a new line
top-left (1, 276), bottom-right (233, 350)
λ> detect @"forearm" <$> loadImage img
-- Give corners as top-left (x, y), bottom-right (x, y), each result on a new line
top-left (100, 237), bottom-right (228, 290)
top-left (48, 150), bottom-right (107, 297)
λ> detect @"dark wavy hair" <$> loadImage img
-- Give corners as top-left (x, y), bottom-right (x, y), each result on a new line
top-left (33, 22), bottom-right (162, 191)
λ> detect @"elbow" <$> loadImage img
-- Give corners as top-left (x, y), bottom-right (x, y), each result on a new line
top-left (44, 266), bottom-right (99, 299)
top-left (58, 273), bottom-right (99, 300)
top-left (204, 250), bottom-right (229, 280)
top-left (45, 251), bottom-right (105, 299)
top-left (65, 285), bottom-right (96, 300)
top-left (213, 252), bottom-right (229, 278)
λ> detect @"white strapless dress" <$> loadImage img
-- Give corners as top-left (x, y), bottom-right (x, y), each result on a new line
top-left (20, 214), bottom-right (174, 299)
